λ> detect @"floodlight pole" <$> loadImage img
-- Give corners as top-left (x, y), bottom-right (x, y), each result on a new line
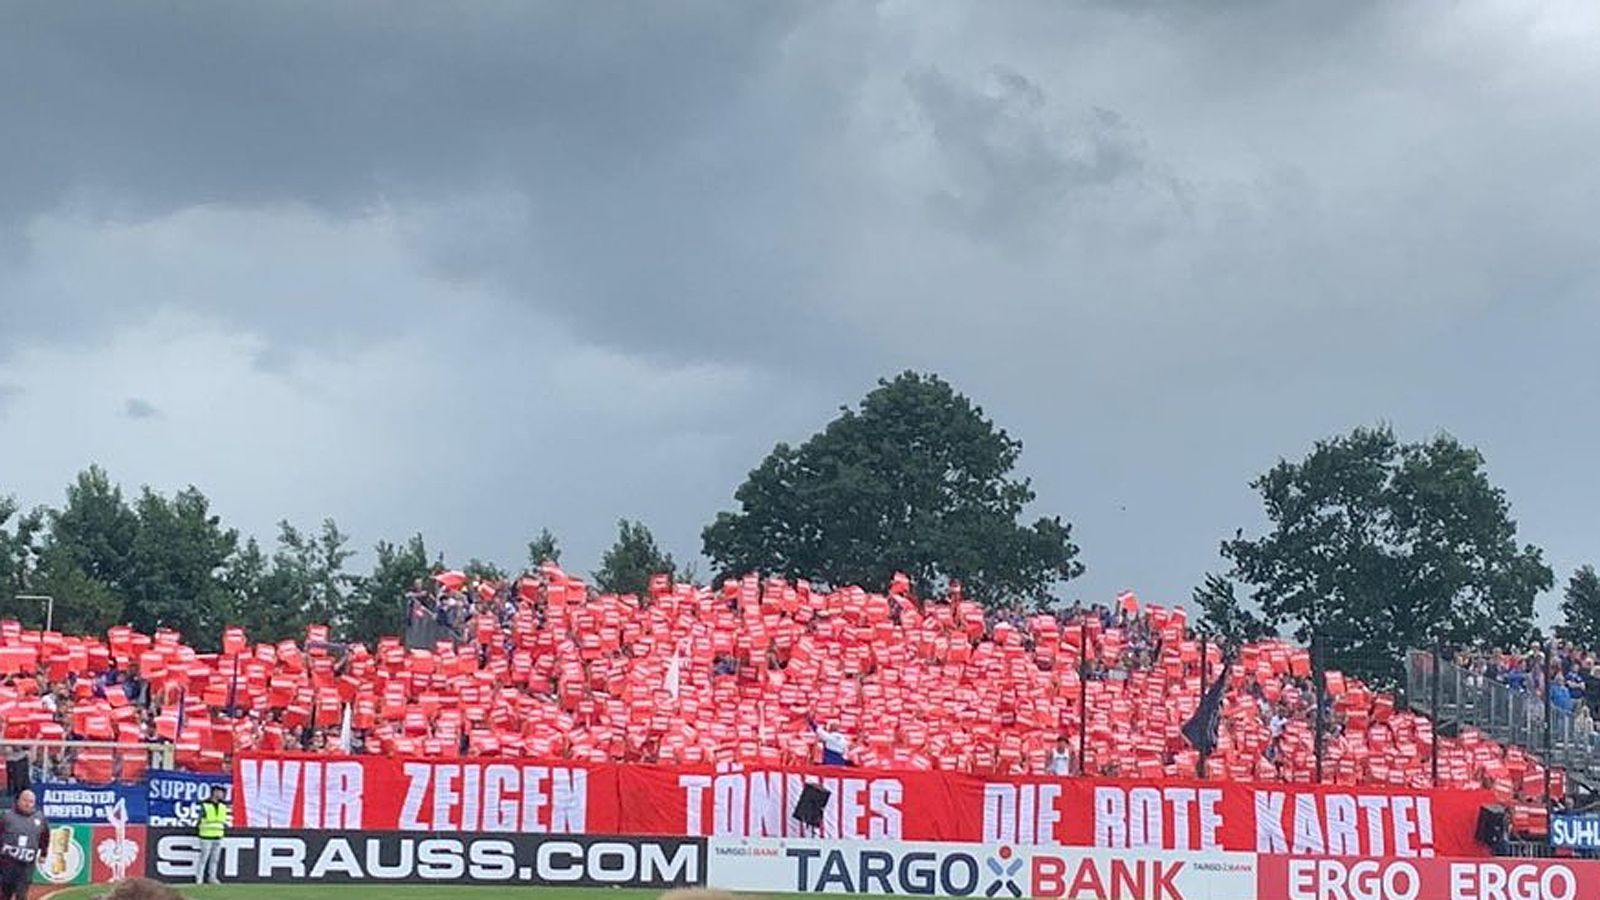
top-left (15, 594), bottom-right (54, 632)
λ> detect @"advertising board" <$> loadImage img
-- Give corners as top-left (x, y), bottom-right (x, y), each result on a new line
top-left (147, 828), bottom-right (705, 888)
top-left (1257, 855), bottom-right (1600, 900)
top-left (1549, 812), bottom-right (1600, 851)
top-left (147, 772), bottom-right (233, 828)
top-left (706, 837), bottom-right (1257, 899)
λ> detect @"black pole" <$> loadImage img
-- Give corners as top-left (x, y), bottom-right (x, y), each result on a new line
top-left (1199, 633), bottom-right (1210, 779)
top-left (1431, 643), bottom-right (1441, 789)
top-left (1078, 620), bottom-right (1089, 777)
top-left (1313, 631), bottom-right (1325, 785)
top-left (1544, 655), bottom-right (1554, 806)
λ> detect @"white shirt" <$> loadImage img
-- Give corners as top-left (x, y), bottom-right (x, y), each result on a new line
top-left (815, 725), bottom-right (850, 755)
top-left (1049, 749), bottom-right (1072, 776)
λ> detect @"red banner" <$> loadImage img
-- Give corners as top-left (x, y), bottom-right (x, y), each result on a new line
top-left (234, 755), bottom-right (1490, 857)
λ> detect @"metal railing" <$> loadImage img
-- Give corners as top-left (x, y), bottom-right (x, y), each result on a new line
top-left (1407, 649), bottom-right (1600, 788)
top-left (1, 739), bottom-right (175, 799)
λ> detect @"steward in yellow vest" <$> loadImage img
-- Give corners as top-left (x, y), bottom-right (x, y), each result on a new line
top-left (195, 786), bottom-right (229, 885)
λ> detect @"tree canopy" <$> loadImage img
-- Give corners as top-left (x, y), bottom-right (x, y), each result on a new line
top-left (1558, 566), bottom-right (1600, 649)
top-left (594, 519), bottom-right (675, 598)
top-left (703, 371), bottom-right (1082, 602)
top-left (1220, 426), bottom-right (1551, 684)
top-left (526, 528), bottom-right (561, 568)
top-left (1192, 573), bottom-right (1277, 649)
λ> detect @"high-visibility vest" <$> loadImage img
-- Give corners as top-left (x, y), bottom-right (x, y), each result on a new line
top-left (198, 802), bottom-right (228, 839)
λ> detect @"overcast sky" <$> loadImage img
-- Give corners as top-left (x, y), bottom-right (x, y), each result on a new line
top-left (2, 1), bottom-right (1597, 620)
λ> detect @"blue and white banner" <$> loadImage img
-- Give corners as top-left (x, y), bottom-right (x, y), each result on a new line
top-left (147, 772), bottom-right (232, 828)
top-left (1551, 813), bottom-right (1600, 850)
top-left (34, 781), bottom-right (148, 825)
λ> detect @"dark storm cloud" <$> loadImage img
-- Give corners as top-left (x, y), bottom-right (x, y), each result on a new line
top-left (0, 1), bottom-right (826, 355)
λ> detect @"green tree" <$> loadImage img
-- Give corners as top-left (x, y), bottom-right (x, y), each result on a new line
top-left (347, 535), bottom-right (435, 645)
top-left (1192, 572), bottom-right (1276, 649)
top-left (224, 537), bottom-right (287, 643)
top-left (261, 519), bottom-right (356, 638)
top-left (25, 543), bottom-right (124, 634)
top-left (123, 486), bottom-right (239, 643)
top-left (45, 466), bottom-right (139, 596)
top-left (464, 558), bottom-right (509, 583)
top-left (595, 519), bottom-right (675, 597)
top-left (0, 496), bottom-right (43, 601)
top-left (304, 519), bottom-right (356, 628)
top-left (1557, 566), bottom-right (1600, 649)
top-left (527, 528), bottom-right (562, 568)
top-left (703, 371), bottom-right (1083, 600)
top-left (1222, 426), bottom-right (1551, 685)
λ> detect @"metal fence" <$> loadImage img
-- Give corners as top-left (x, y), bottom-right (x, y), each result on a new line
top-left (2, 739), bottom-right (175, 796)
top-left (1407, 648), bottom-right (1600, 790)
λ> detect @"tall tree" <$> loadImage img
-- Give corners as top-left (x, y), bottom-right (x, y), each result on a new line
top-left (266, 519), bottom-right (356, 636)
top-left (348, 535), bottom-right (435, 645)
top-left (0, 496), bottom-right (43, 602)
top-left (1192, 573), bottom-right (1276, 648)
top-left (304, 519), bottom-right (356, 629)
top-left (1558, 566), bottom-right (1600, 649)
top-left (223, 536), bottom-right (288, 643)
top-left (703, 371), bottom-right (1083, 601)
top-left (527, 528), bottom-right (562, 568)
top-left (595, 519), bottom-right (675, 597)
top-left (45, 466), bottom-right (139, 597)
top-left (124, 486), bottom-right (239, 643)
top-left (1222, 427), bottom-right (1551, 685)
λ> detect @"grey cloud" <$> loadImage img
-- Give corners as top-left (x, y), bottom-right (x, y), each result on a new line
top-left (907, 68), bottom-right (1169, 248)
top-left (124, 397), bottom-right (159, 419)
top-left (0, 1), bottom-right (823, 356)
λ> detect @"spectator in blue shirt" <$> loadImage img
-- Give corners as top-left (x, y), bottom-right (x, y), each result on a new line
top-left (1552, 678), bottom-right (1576, 714)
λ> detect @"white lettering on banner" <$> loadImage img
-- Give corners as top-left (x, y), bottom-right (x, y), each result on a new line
top-left (982, 784), bottom-right (1062, 845)
top-left (679, 772), bottom-right (902, 839)
top-left (1085, 786), bottom-right (1224, 851)
top-left (1256, 792), bottom-right (1436, 858)
top-left (1285, 859), bottom-right (1421, 900)
top-left (1450, 863), bottom-right (1577, 900)
top-left (399, 763), bottom-right (587, 832)
top-left (240, 760), bottom-right (364, 829)
top-left (1552, 815), bottom-right (1600, 848)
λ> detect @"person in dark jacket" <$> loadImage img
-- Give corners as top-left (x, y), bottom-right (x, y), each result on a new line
top-left (0, 790), bottom-right (50, 900)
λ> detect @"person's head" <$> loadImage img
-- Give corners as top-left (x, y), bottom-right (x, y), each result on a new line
top-left (102, 877), bottom-right (185, 900)
top-left (210, 786), bottom-right (226, 802)
top-left (1056, 737), bottom-right (1069, 751)
top-left (14, 789), bottom-right (35, 815)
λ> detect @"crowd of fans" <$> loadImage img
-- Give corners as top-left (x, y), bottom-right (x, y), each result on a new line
top-left (1452, 641), bottom-right (1600, 749)
top-left (0, 566), bottom-right (1566, 807)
